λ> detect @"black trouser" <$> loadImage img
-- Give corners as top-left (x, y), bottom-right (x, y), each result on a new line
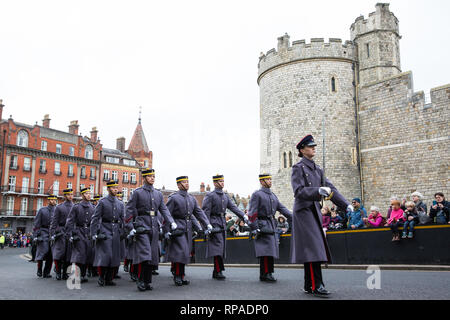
top-left (137, 261), bottom-right (153, 283)
top-left (37, 252), bottom-right (53, 275)
top-left (31, 243), bottom-right (37, 260)
top-left (304, 262), bottom-right (324, 291)
top-left (97, 267), bottom-right (115, 282)
top-left (213, 256), bottom-right (225, 273)
top-left (259, 256), bottom-right (274, 276)
top-left (172, 262), bottom-right (186, 277)
top-left (75, 263), bottom-right (87, 277)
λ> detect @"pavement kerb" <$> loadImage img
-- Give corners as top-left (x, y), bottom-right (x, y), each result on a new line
top-left (22, 253), bottom-right (449, 271)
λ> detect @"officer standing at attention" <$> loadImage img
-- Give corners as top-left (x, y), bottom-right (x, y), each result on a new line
top-left (290, 135), bottom-right (352, 297)
top-left (202, 174), bottom-right (249, 280)
top-left (33, 194), bottom-right (57, 278)
top-left (248, 174), bottom-right (292, 282)
top-left (165, 176), bottom-right (212, 286)
top-left (90, 179), bottom-right (125, 286)
top-left (65, 187), bottom-right (95, 283)
top-left (125, 168), bottom-right (177, 292)
top-left (50, 188), bottom-right (74, 280)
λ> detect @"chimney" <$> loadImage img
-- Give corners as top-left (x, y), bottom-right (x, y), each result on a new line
top-left (0, 99), bottom-right (4, 121)
top-left (68, 120), bottom-right (79, 135)
top-left (90, 127), bottom-right (98, 142)
top-left (42, 114), bottom-right (51, 128)
top-left (206, 184), bottom-right (211, 192)
top-left (116, 137), bottom-right (126, 152)
top-left (200, 182), bottom-right (205, 193)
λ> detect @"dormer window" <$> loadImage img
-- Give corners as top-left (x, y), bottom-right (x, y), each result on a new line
top-left (17, 130), bottom-right (29, 148)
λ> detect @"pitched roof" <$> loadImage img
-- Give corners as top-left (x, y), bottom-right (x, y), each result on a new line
top-left (128, 121), bottom-right (150, 154)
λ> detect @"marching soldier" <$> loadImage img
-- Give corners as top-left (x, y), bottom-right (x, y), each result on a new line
top-left (291, 135), bottom-right (351, 297)
top-left (32, 194), bottom-right (57, 278)
top-left (65, 187), bottom-right (95, 283)
top-left (92, 194), bottom-right (101, 206)
top-left (87, 194), bottom-right (101, 277)
top-left (50, 188), bottom-right (74, 280)
top-left (90, 179), bottom-right (125, 286)
top-left (202, 174), bottom-right (248, 280)
top-left (115, 191), bottom-right (125, 280)
top-left (125, 168), bottom-right (177, 292)
top-left (165, 176), bottom-right (212, 286)
top-left (248, 174), bottom-right (292, 282)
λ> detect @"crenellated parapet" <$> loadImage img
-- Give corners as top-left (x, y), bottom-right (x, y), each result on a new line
top-left (257, 34), bottom-right (356, 83)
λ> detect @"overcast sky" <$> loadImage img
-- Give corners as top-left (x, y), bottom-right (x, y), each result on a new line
top-left (0, 0), bottom-right (449, 197)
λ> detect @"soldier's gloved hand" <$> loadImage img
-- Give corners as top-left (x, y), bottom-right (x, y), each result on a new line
top-left (129, 229), bottom-right (136, 237)
top-left (319, 187), bottom-right (332, 197)
top-left (171, 222), bottom-right (177, 231)
top-left (164, 232), bottom-right (172, 240)
top-left (69, 236), bottom-right (74, 242)
top-left (347, 204), bottom-right (354, 213)
top-left (33, 237), bottom-right (38, 242)
top-left (204, 229), bottom-right (211, 236)
top-left (50, 235), bottom-right (55, 241)
top-left (207, 224), bottom-right (213, 231)
top-left (251, 229), bottom-right (260, 236)
top-left (243, 215), bottom-right (249, 224)
top-left (92, 235), bottom-right (97, 241)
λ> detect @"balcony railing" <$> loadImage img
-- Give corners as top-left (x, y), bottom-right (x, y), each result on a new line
top-left (89, 175), bottom-right (96, 180)
top-left (39, 168), bottom-right (47, 174)
top-left (9, 165), bottom-right (19, 170)
top-left (130, 180), bottom-right (137, 185)
top-left (123, 179), bottom-right (129, 184)
top-left (54, 171), bottom-right (62, 176)
top-left (23, 166), bottom-right (31, 172)
top-left (1, 186), bottom-right (51, 195)
top-left (103, 176), bottom-right (110, 181)
top-left (80, 174), bottom-right (87, 179)
top-left (68, 172), bottom-right (74, 177)
top-left (0, 210), bottom-right (37, 217)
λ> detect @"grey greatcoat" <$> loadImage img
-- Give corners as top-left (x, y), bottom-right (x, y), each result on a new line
top-left (125, 184), bottom-right (175, 266)
top-left (290, 157), bottom-right (349, 264)
top-left (166, 190), bottom-right (210, 265)
top-left (90, 195), bottom-right (124, 267)
top-left (50, 201), bottom-right (74, 261)
top-left (202, 188), bottom-right (246, 258)
top-left (65, 200), bottom-right (94, 265)
top-left (248, 187), bottom-right (292, 258)
top-left (33, 205), bottom-right (56, 261)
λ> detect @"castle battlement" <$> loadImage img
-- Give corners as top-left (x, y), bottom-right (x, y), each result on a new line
top-left (258, 34), bottom-right (356, 82)
top-left (350, 3), bottom-right (399, 41)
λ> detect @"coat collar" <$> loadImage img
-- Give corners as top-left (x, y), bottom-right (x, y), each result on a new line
top-left (178, 190), bottom-right (188, 197)
top-left (80, 200), bottom-right (91, 208)
top-left (143, 184), bottom-right (154, 192)
top-left (260, 187), bottom-right (272, 195)
top-left (106, 194), bottom-right (116, 202)
top-left (300, 157), bottom-right (316, 170)
top-left (214, 188), bottom-right (224, 195)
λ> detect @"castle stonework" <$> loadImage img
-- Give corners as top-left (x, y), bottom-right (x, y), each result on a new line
top-left (258, 3), bottom-right (449, 212)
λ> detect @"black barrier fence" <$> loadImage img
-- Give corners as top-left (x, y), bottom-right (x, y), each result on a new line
top-left (194, 225), bottom-right (450, 265)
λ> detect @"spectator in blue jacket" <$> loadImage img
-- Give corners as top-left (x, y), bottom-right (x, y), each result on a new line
top-left (347, 198), bottom-right (367, 230)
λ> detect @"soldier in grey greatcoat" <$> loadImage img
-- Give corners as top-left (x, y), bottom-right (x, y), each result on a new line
top-left (248, 174), bottom-right (292, 282)
top-left (202, 174), bottom-right (248, 280)
top-left (50, 188), bottom-right (74, 280)
top-left (90, 180), bottom-right (125, 286)
top-left (32, 194), bottom-right (57, 278)
top-left (125, 168), bottom-right (176, 291)
top-left (87, 194), bottom-right (101, 278)
top-left (165, 176), bottom-right (212, 286)
top-left (65, 187), bottom-right (95, 283)
top-left (291, 135), bottom-right (351, 297)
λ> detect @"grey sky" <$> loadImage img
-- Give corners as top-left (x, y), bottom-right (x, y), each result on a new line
top-left (0, 0), bottom-right (449, 197)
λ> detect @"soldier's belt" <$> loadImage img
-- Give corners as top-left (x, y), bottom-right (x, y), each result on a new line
top-left (258, 216), bottom-right (275, 220)
top-left (210, 212), bottom-right (225, 217)
top-left (210, 227), bottom-right (224, 234)
top-left (96, 233), bottom-right (107, 241)
top-left (41, 225), bottom-right (49, 229)
top-left (103, 219), bottom-right (119, 223)
top-left (76, 223), bottom-right (90, 228)
top-left (54, 232), bottom-right (64, 239)
top-left (135, 227), bottom-right (151, 235)
top-left (138, 210), bottom-right (156, 217)
top-left (171, 229), bottom-right (186, 238)
top-left (258, 227), bottom-right (275, 235)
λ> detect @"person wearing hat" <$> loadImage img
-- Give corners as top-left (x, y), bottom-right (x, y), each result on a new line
top-left (32, 195), bottom-right (57, 278)
top-left (291, 134), bottom-right (352, 297)
top-left (90, 180), bottom-right (125, 286)
top-left (92, 194), bottom-right (101, 207)
top-left (202, 174), bottom-right (249, 280)
top-left (124, 169), bottom-right (177, 292)
top-left (165, 176), bottom-right (212, 286)
top-left (114, 190), bottom-right (125, 280)
top-left (248, 174), bottom-right (292, 282)
top-left (50, 188), bottom-right (74, 280)
top-left (65, 187), bottom-right (95, 283)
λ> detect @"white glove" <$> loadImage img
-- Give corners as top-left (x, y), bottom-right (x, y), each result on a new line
top-left (165, 232), bottom-right (172, 240)
top-left (69, 236), bottom-right (74, 242)
top-left (171, 222), bottom-right (177, 230)
top-left (129, 229), bottom-right (136, 237)
top-left (50, 235), bottom-right (55, 241)
top-left (243, 215), bottom-right (249, 224)
top-left (92, 235), bottom-right (97, 241)
top-left (207, 224), bottom-right (213, 231)
top-left (347, 204), bottom-right (354, 213)
top-left (319, 187), bottom-right (332, 197)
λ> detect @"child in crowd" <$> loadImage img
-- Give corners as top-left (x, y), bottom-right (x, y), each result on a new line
top-left (321, 206), bottom-right (331, 231)
top-left (328, 209), bottom-right (344, 230)
top-left (402, 201), bottom-right (419, 239)
top-left (363, 206), bottom-right (385, 228)
top-left (387, 199), bottom-right (405, 241)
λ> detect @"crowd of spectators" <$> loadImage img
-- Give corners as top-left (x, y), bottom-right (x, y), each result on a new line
top-left (0, 232), bottom-right (33, 249)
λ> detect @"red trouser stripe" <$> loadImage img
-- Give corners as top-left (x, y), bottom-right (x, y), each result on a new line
top-left (176, 263), bottom-right (180, 276)
top-left (54, 260), bottom-right (58, 272)
top-left (264, 257), bottom-right (268, 274)
top-left (124, 259), bottom-right (128, 265)
top-left (215, 257), bottom-right (220, 272)
top-left (97, 267), bottom-right (102, 276)
top-left (138, 263), bottom-right (142, 278)
top-left (310, 263), bottom-right (316, 291)
top-left (130, 264), bottom-right (134, 273)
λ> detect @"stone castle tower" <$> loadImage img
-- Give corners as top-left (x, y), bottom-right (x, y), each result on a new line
top-left (258, 3), bottom-right (449, 212)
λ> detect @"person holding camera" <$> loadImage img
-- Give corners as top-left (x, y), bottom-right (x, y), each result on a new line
top-left (33, 194), bottom-right (57, 278)
top-left (429, 192), bottom-right (450, 224)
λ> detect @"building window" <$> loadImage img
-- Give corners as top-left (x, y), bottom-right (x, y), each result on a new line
top-left (90, 167), bottom-right (96, 179)
top-left (6, 197), bottom-right (14, 215)
top-left (289, 151), bottom-right (293, 167)
top-left (80, 184), bottom-right (85, 190)
top-left (111, 171), bottom-right (118, 181)
top-left (17, 130), bottom-right (29, 148)
top-left (67, 182), bottom-right (72, 189)
top-left (106, 156), bottom-right (120, 164)
top-left (23, 157), bottom-right (31, 171)
top-left (90, 185), bottom-right (94, 194)
top-left (85, 145), bottom-right (93, 160)
top-left (130, 173), bottom-right (136, 183)
top-left (68, 164), bottom-right (74, 177)
top-left (123, 172), bottom-right (129, 183)
top-left (123, 159), bottom-right (136, 166)
top-left (20, 198), bottom-right (28, 215)
top-left (80, 166), bottom-right (86, 179)
top-left (144, 160), bottom-right (149, 168)
top-left (53, 181), bottom-right (59, 195)
top-left (123, 188), bottom-right (128, 202)
top-left (69, 146), bottom-right (75, 157)
top-left (10, 155), bottom-right (18, 169)
top-left (283, 152), bottom-right (287, 169)
top-left (22, 177), bottom-right (30, 194)
top-left (102, 186), bottom-right (108, 197)
top-left (41, 140), bottom-right (47, 151)
top-left (130, 188), bottom-right (134, 196)
top-left (56, 144), bottom-right (62, 154)
top-left (36, 198), bottom-right (44, 211)
top-left (331, 77), bottom-right (336, 92)
top-left (366, 43), bottom-right (370, 58)
top-left (103, 170), bottom-right (110, 181)
top-left (8, 176), bottom-right (16, 192)
top-left (38, 179), bottom-right (45, 194)
top-left (39, 160), bottom-right (47, 173)
top-left (54, 162), bottom-right (61, 175)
